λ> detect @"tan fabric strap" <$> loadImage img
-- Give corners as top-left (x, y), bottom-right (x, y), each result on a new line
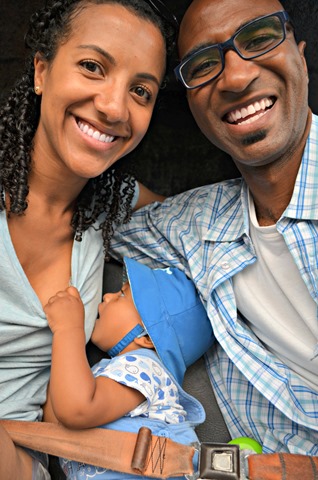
top-left (248, 453), bottom-right (318, 480)
top-left (0, 420), bottom-right (194, 478)
top-left (2, 419), bottom-right (318, 479)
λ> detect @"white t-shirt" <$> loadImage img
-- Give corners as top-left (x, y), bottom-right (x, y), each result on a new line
top-left (233, 192), bottom-right (318, 389)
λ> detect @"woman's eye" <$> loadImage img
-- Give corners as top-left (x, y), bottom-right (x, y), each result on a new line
top-left (80, 60), bottom-right (103, 75)
top-left (133, 85), bottom-right (152, 102)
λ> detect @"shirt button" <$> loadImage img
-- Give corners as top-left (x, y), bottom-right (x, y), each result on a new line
top-left (221, 262), bottom-right (230, 270)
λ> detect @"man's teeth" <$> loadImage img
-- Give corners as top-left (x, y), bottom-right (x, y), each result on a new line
top-left (228, 98), bottom-right (274, 125)
top-left (78, 121), bottom-right (115, 143)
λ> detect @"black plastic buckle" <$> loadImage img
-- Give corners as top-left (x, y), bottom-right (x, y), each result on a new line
top-left (199, 443), bottom-right (240, 479)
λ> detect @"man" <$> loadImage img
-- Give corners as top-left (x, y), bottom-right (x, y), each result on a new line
top-left (111, 0), bottom-right (318, 455)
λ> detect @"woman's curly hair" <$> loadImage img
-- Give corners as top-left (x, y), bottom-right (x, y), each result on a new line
top-left (0, 0), bottom-right (175, 258)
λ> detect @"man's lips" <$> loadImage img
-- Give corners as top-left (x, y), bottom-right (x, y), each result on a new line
top-left (225, 97), bottom-right (275, 125)
top-left (77, 119), bottom-right (116, 143)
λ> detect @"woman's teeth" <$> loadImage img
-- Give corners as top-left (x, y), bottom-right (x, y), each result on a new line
top-left (78, 121), bottom-right (115, 143)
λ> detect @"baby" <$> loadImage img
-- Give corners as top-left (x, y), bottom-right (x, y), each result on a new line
top-left (44, 257), bottom-right (214, 479)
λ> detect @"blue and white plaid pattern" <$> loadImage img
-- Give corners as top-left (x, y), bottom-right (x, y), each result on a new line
top-left (111, 114), bottom-right (318, 454)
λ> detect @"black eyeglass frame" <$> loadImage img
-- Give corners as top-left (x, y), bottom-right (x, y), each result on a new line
top-left (145, 0), bottom-right (178, 32)
top-left (175, 10), bottom-right (290, 90)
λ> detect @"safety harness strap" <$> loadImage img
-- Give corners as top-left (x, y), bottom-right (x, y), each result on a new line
top-left (248, 453), bottom-right (318, 480)
top-left (1, 419), bottom-right (317, 479)
top-left (1, 420), bottom-right (193, 478)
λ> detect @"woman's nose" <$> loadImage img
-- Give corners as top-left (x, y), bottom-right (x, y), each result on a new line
top-left (94, 83), bottom-right (129, 123)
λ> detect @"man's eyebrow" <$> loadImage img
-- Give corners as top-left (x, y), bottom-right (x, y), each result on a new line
top-left (235, 14), bottom-right (267, 33)
top-left (180, 13), bottom-right (271, 62)
top-left (77, 44), bottom-right (160, 87)
top-left (181, 42), bottom-right (214, 63)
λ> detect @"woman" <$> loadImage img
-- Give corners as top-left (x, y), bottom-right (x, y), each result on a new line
top-left (0, 0), bottom-right (176, 478)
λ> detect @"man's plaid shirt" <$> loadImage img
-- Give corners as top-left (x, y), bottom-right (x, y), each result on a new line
top-left (111, 114), bottom-right (318, 454)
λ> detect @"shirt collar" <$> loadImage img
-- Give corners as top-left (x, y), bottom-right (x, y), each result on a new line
top-left (284, 112), bottom-right (318, 221)
top-left (203, 112), bottom-right (318, 243)
top-left (202, 178), bottom-right (250, 243)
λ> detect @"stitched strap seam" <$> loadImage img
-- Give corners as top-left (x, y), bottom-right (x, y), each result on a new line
top-left (146, 436), bottom-right (167, 474)
top-left (279, 453), bottom-right (287, 480)
top-left (309, 456), bottom-right (318, 480)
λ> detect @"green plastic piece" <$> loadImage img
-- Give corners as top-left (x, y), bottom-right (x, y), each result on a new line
top-left (228, 437), bottom-right (263, 453)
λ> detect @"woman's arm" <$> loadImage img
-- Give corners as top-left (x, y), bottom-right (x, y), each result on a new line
top-left (133, 182), bottom-right (165, 210)
top-left (42, 383), bottom-right (59, 423)
top-left (44, 287), bottom-right (144, 429)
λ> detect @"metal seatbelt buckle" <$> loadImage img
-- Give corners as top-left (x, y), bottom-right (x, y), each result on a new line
top-left (186, 442), bottom-right (255, 480)
top-left (199, 443), bottom-right (240, 479)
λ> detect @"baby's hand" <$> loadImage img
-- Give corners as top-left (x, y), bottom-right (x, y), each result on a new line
top-left (44, 286), bottom-right (85, 334)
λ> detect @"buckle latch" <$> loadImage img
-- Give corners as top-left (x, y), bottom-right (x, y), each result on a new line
top-left (199, 443), bottom-right (240, 479)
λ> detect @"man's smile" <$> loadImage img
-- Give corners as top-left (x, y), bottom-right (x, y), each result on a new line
top-left (226, 97), bottom-right (275, 125)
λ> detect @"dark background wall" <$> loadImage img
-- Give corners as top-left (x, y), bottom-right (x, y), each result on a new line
top-left (0, 1), bottom-right (317, 196)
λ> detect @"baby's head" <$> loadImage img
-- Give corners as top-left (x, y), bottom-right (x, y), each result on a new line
top-left (92, 258), bottom-right (214, 383)
top-left (92, 277), bottom-right (154, 356)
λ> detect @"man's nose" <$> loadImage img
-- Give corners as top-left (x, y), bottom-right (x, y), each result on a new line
top-left (218, 49), bottom-right (261, 93)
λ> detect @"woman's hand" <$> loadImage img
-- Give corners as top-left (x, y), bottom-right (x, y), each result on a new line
top-left (44, 286), bottom-right (85, 335)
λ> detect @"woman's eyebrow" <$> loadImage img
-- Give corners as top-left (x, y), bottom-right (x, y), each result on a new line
top-left (77, 44), bottom-right (116, 65)
top-left (135, 72), bottom-right (160, 88)
top-left (77, 44), bottom-right (160, 87)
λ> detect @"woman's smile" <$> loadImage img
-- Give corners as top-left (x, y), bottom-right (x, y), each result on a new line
top-left (77, 119), bottom-right (115, 144)
top-left (33, 3), bottom-right (166, 180)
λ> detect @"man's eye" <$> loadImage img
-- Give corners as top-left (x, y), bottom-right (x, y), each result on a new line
top-left (80, 60), bottom-right (103, 75)
top-left (189, 59), bottom-right (219, 80)
top-left (244, 34), bottom-right (279, 52)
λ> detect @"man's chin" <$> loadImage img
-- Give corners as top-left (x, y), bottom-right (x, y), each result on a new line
top-left (241, 130), bottom-right (267, 146)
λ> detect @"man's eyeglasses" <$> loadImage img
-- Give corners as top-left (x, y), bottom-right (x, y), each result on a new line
top-left (175, 11), bottom-right (290, 90)
top-left (146, 0), bottom-right (178, 34)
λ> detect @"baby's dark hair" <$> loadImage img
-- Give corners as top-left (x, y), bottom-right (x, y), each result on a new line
top-left (0, 0), bottom-right (175, 258)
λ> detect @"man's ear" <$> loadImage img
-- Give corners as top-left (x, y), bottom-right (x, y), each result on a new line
top-left (298, 41), bottom-right (309, 80)
top-left (134, 334), bottom-right (154, 350)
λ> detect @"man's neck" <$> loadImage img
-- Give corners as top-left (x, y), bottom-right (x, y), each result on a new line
top-left (244, 109), bottom-right (312, 226)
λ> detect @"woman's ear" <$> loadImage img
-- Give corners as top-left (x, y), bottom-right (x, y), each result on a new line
top-left (134, 334), bottom-right (154, 350)
top-left (33, 52), bottom-right (49, 92)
